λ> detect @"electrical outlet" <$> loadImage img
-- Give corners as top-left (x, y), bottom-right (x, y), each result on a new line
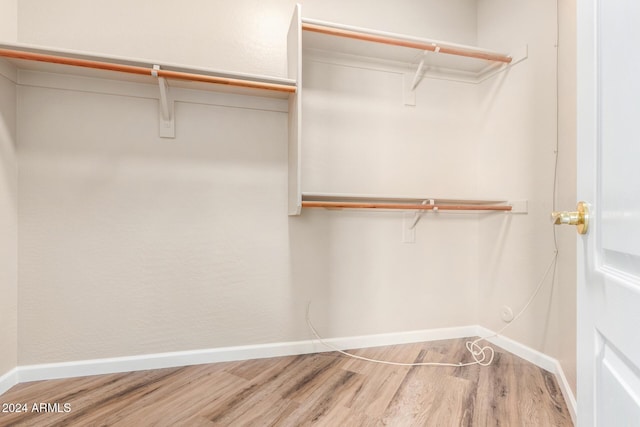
top-left (501, 306), bottom-right (514, 323)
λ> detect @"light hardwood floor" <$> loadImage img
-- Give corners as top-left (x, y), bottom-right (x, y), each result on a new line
top-left (0, 338), bottom-right (573, 426)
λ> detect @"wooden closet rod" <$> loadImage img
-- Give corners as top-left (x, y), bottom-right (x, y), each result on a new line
top-left (302, 201), bottom-right (513, 211)
top-left (0, 48), bottom-right (297, 93)
top-left (302, 23), bottom-right (513, 64)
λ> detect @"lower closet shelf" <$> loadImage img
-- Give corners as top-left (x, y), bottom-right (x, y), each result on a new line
top-left (300, 193), bottom-right (528, 213)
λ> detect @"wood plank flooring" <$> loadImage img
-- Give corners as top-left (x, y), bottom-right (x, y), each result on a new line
top-left (0, 338), bottom-right (573, 426)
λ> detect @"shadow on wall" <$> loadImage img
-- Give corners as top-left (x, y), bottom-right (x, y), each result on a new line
top-left (286, 210), bottom-right (332, 341)
top-left (16, 88), bottom-right (296, 362)
top-left (287, 207), bottom-right (483, 342)
top-left (0, 75), bottom-right (17, 207)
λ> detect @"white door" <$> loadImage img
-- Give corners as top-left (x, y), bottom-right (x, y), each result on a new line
top-left (577, 0), bottom-right (640, 425)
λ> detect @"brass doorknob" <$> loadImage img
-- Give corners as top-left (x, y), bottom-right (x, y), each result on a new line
top-left (551, 201), bottom-right (589, 235)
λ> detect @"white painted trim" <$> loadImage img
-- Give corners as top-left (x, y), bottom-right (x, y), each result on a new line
top-left (17, 325), bottom-right (479, 383)
top-left (554, 359), bottom-right (577, 425)
top-left (6, 323), bottom-right (575, 422)
top-left (16, 70), bottom-right (289, 113)
top-left (302, 46), bottom-right (525, 86)
top-left (476, 326), bottom-right (577, 423)
top-left (320, 325), bottom-right (480, 352)
top-left (0, 368), bottom-right (19, 396)
top-left (0, 40), bottom-right (294, 88)
top-left (477, 326), bottom-right (559, 372)
top-left (18, 341), bottom-right (311, 383)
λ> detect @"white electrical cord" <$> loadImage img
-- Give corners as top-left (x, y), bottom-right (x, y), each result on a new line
top-left (306, 0), bottom-right (563, 370)
top-left (306, 250), bottom-right (557, 368)
top-left (306, 302), bottom-right (494, 367)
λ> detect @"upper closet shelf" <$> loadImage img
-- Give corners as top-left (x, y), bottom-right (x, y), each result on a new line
top-left (0, 42), bottom-right (296, 98)
top-left (301, 18), bottom-right (527, 84)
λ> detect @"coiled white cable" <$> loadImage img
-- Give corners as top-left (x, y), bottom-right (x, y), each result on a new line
top-left (306, 302), bottom-right (494, 367)
top-left (307, 0), bottom-right (563, 369)
top-left (305, 250), bottom-right (558, 368)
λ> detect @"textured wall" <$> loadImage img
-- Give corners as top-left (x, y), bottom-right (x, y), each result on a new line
top-left (554, 0), bottom-right (577, 394)
top-left (0, 0), bottom-right (17, 42)
top-left (476, 0), bottom-right (576, 393)
top-left (14, 0), bottom-right (573, 376)
top-left (476, 0), bottom-right (558, 341)
top-left (17, 0), bottom-right (477, 78)
top-left (16, 78), bottom-right (480, 364)
top-left (16, 1), bottom-right (483, 365)
top-left (0, 61), bottom-right (18, 377)
top-left (18, 86), bottom-right (292, 362)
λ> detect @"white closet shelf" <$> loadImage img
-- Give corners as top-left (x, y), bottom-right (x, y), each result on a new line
top-left (301, 18), bottom-right (527, 83)
top-left (0, 42), bottom-right (296, 98)
top-left (302, 193), bottom-right (527, 213)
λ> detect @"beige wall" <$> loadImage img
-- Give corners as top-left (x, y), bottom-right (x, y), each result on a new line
top-left (16, 1), bottom-right (483, 364)
top-left (0, 60), bottom-right (18, 378)
top-left (18, 86), bottom-right (292, 362)
top-left (553, 0), bottom-right (577, 395)
top-left (0, 0), bottom-right (18, 42)
top-left (476, 0), bottom-right (557, 348)
top-left (17, 0), bottom-right (477, 78)
top-left (476, 0), bottom-right (576, 394)
top-left (13, 0), bottom-right (576, 398)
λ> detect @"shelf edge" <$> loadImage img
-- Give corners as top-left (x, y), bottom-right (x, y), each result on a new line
top-left (301, 18), bottom-right (512, 64)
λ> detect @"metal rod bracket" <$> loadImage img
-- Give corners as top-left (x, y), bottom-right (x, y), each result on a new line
top-left (409, 199), bottom-right (433, 229)
top-left (154, 65), bottom-right (175, 138)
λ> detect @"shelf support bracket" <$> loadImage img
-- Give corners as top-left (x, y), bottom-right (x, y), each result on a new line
top-left (411, 46), bottom-right (438, 91)
top-left (404, 46), bottom-right (438, 105)
top-left (409, 199), bottom-right (433, 229)
top-left (153, 65), bottom-right (175, 138)
top-left (410, 55), bottom-right (426, 91)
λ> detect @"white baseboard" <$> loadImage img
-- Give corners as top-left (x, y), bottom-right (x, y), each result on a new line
top-left (475, 326), bottom-right (577, 423)
top-left (17, 325), bottom-right (479, 383)
top-left (322, 325), bottom-right (480, 353)
top-left (554, 360), bottom-right (577, 425)
top-left (6, 323), bottom-right (576, 423)
top-left (476, 326), bottom-right (560, 372)
top-left (0, 368), bottom-right (19, 396)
